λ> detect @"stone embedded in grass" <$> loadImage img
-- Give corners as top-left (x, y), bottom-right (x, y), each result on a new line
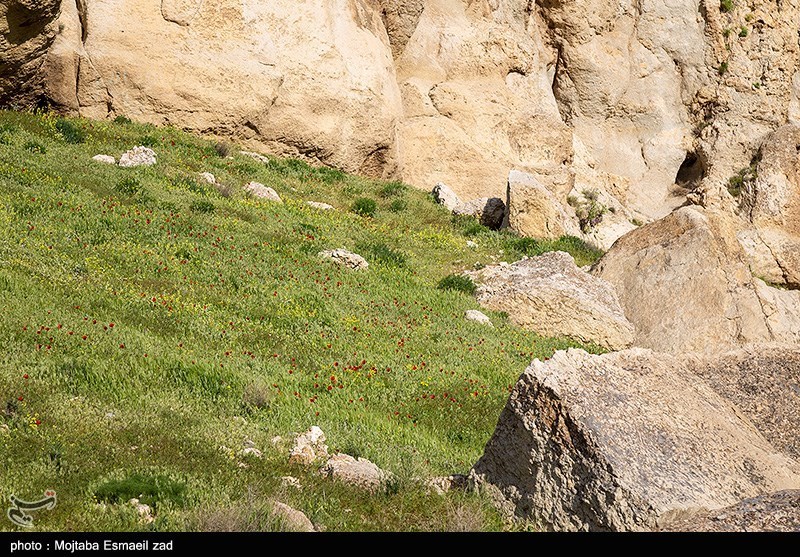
top-left (239, 447), bottom-right (263, 459)
top-left (244, 181), bottom-right (282, 203)
top-left (280, 476), bottom-right (302, 490)
top-left (289, 426), bottom-right (329, 466)
top-left (199, 172), bottom-right (216, 185)
top-left (432, 182), bottom-right (462, 211)
top-left (424, 474), bottom-right (469, 495)
top-left (319, 453), bottom-right (393, 493)
top-left (271, 501), bottom-right (315, 532)
top-left (128, 498), bottom-right (154, 523)
top-left (307, 201), bottom-right (335, 211)
top-left (118, 146), bottom-right (157, 167)
top-left (318, 249), bottom-right (368, 271)
top-left (92, 154), bottom-right (116, 165)
top-left (239, 150), bottom-right (270, 163)
top-left (465, 309), bottom-right (493, 327)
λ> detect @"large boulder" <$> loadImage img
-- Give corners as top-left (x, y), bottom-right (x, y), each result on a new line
top-left (468, 251), bottom-right (634, 351)
top-left (662, 490), bottom-right (800, 532)
top-left (470, 348), bottom-right (800, 532)
top-left (593, 206), bottom-right (800, 354)
top-left (0, 0), bottom-right (62, 106)
top-left (740, 125), bottom-right (800, 288)
top-left (505, 170), bottom-right (580, 239)
top-left (42, 0), bottom-right (403, 178)
top-left (685, 345), bottom-right (800, 460)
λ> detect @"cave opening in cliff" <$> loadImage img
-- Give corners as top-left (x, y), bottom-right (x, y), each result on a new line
top-left (675, 151), bottom-right (706, 188)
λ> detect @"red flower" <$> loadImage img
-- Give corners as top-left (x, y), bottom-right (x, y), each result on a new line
top-left (23, 374), bottom-right (28, 379)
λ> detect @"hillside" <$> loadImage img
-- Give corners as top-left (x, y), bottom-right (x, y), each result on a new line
top-left (0, 110), bottom-right (602, 531)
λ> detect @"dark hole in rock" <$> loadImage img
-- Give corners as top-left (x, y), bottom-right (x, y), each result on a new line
top-left (675, 152), bottom-right (706, 188)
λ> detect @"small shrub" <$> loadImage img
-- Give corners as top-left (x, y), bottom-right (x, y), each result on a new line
top-left (115, 178), bottom-right (141, 196)
top-left (451, 214), bottom-right (489, 237)
top-left (172, 175), bottom-right (208, 195)
top-left (568, 189), bottom-right (608, 233)
top-left (242, 379), bottom-right (274, 410)
top-left (94, 473), bottom-right (186, 508)
top-left (720, 0), bottom-right (734, 13)
top-left (190, 199), bottom-right (215, 214)
top-left (24, 140), bottom-right (46, 154)
top-left (718, 61), bottom-right (729, 75)
top-left (388, 199), bottom-right (407, 213)
top-left (631, 218), bottom-right (644, 227)
top-left (738, 26), bottom-right (749, 37)
top-left (0, 131), bottom-right (11, 145)
top-left (55, 119), bottom-right (86, 144)
top-left (356, 241), bottom-right (407, 268)
top-left (723, 27), bottom-right (732, 38)
top-left (437, 274), bottom-right (476, 296)
top-left (351, 197), bottom-right (377, 217)
top-left (214, 142), bottom-right (231, 158)
top-left (140, 135), bottom-right (159, 147)
top-left (314, 166), bottom-right (346, 184)
top-left (379, 181), bottom-right (408, 198)
top-left (113, 115), bottom-right (132, 125)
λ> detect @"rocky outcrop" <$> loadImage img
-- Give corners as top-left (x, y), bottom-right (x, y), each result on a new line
top-left (469, 251), bottom-right (634, 351)
top-left (739, 125), bottom-right (800, 288)
top-left (685, 345), bottom-right (800, 460)
top-left (593, 206), bottom-right (800, 354)
top-left (389, 0), bottom-right (572, 201)
top-left (43, 0), bottom-right (403, 178)
top-left (244, 182), bottom-right (282, 203)
top-left (0, 0), bottom-right (63, 107)
top-left (662, 490), bottom-right (800, 532)
top-left (470, 348), bottom-right (800, 532)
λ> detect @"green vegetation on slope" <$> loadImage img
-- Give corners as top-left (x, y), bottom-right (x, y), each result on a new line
top-left (0, 110), bottom-right (602, 531)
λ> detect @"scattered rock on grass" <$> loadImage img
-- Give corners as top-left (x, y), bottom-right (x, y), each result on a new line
top-left (425, 474), bottom-right (469, 495)
top-left (271, 501), bottom-right (315, 532)
top-left (240, 150), bottom-right (270, 163)
top-left (240, 447), bottom-right (263, 459)
top-left (289, 426), bottom-right (329, 466)
top-left (199, 172), bottom-right (216, 184)
top-left (128, 499), bottom-right (154, 523)
top-left (432, 182), bottom-right (462, 211)
top-left (319, 453), bottom-right (392, 493)
top-left (118, 146), bottom-right (157, 168)
top-left (465, 310), bottom-right (493, 327)
top-left (92, 154), bottom-right (116, 165)
top-left (280, 476), bottom-right (302, 490)
top-left (244, 182), bottom-right (282, 202)
top-left (307, 201), bottom-right (335, 211)
top-left (318, 249), bottom-right (368, 271)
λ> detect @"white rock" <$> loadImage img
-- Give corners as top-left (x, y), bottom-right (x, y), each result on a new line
top-left (466, 240), bottom-right (478, 249)
top-left (244, 182), bottom-right (282, 203)
top-left (271, 501), bottom-right (315, 532)
top-left (280, 476), bottom-right (302, 490)
top-left (239, 151), bottom-right (270, 163)
top-left (92, 154), bottom-right (116, 165)
top-left (465, 309), bottom-right (493, 327)
top-left (128, 498), bottom-right (154, 523)
top-left (199, 172), bottom-right (216, 185)
top-left (319, 453), bottom-right (392, 493)
top-left (318, 249), bottom-right (368, 271)
top-left (289, 426), bottom-right (329, 466)
top-left (432, 182), bottom-right (462, 212)
top-left (306, 201), bottom-right (335, 211)
top-left (240, 447), bottom-right (263, 459)
top-left (118, 146), bottom-right (156, 168)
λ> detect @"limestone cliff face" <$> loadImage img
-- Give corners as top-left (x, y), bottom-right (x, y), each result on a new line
top-left (3, 0), bottom-right (800, 249)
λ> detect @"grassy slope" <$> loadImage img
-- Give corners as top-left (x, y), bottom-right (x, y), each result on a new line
top-left (0, 111), bottom-right (602, 531)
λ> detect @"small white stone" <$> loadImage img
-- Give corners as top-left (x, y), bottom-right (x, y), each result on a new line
top-left (244, 182), bottom-right (282, 203)
top-left (240, 447), bottom-right (263, 459)
top-left (92, 154), bottom-right (117, 165)
top-left (307, 201), bottom-right (335, 211)
top-left (465, 309), bottom-right (493, 327)
top-left (199, 172), bottom-right (216, 185)
top-left (118, 146), bottom-right (156, 168)
top-left (466, 240), bottom-right (478, 249)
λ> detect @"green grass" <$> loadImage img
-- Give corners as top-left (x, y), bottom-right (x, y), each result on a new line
top-left (0, 110), bottom-right (603, 531)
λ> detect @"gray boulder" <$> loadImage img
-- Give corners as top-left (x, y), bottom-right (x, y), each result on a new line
top-left (470, 348), bottom-right (800, 531)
